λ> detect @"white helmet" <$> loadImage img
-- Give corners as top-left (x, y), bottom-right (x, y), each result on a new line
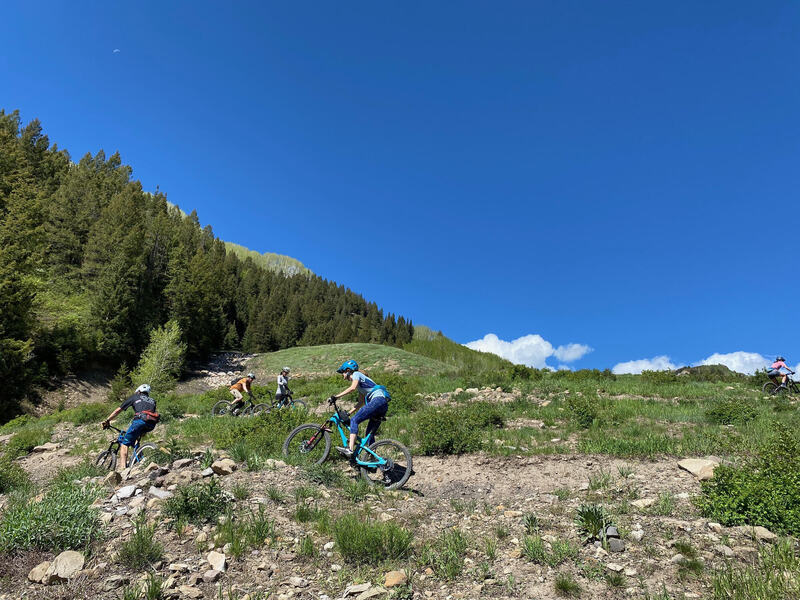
top-left (282, 366), bottom-right (290, 373)
top-left (136, 384), bottom-right (151, 394)
top-left (247, 372), bottom-right (256, 379)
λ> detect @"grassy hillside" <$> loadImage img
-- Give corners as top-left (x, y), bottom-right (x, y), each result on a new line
top-left (252, 342), bottom-right (453, 378)
top-left (224, 241), bottom-right (310, 276)
top-left (404, 325), bottom-right (514, 372)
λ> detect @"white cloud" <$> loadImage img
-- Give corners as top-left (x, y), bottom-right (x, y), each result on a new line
top-left (612, 355), bottom-right (678, 375)
top-left (113, 48), bottom-right (120, 53)
top-left (554, 343), bottom-right (593, 362)
top-left (464, 333), bottom-right (592, 369)
top-left (697, 351), bottom-right (770, 375)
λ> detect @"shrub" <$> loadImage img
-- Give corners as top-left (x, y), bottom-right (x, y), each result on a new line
top-left (416, 407), bottom-right (481, 455)
top-left (0, 480), bottom-right (102, 552)
top-left (164, 479), bottom-right (230, 525)
top-left (130, 320), bottom-right (186, 396)
top-left (69, 402), bottom-right (113, 426)
top-left (705, 398), bottom-right (757, 425)
top-left (0, 458), bottom-right (31, 494)
top-left (566, 395), bottom-right (600, 429)
top-left (696, 425), bottom-right (800, 535)
top-left (107, 362), bottom-right (131, 404)
top-left (418, 528), bottom-right (468, 579)
top-left (641, 370), bottom-right (678, 384)
top-left (117, 514), bottom-right (163, 569)
top-left (333, 514), bottom-right (413, 564)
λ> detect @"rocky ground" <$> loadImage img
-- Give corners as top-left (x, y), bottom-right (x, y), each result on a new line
top-left (0, 425), bottom-right (778, 600)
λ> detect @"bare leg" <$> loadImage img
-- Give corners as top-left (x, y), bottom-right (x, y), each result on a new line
top-left (119, 445), bottom-right (130, 471)
top-left (348, 433), bottom-right (357, 452)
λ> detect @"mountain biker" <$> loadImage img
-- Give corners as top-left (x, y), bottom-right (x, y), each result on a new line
top-left (229, 373), bottom-right (256, 413)
top-left (276, 366), bottom-right (291, 405)
top-left (100, 383), bottom-right (159, 474)
top-left (328, 360), bottom-right (390, 459)
top-left (767, 356), bottom-right (794, 389)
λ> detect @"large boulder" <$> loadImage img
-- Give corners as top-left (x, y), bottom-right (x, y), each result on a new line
top-left (211, 459), bottom-right (237, 476)
top-left (677, 457), bottom-right (719, 481)
top-left (43, 551), bottom-right (84, 583)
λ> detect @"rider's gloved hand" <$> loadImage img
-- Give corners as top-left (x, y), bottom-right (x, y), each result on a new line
top-left (101, 420), bottom-right (109, 430)
top-left (328, 395), bottom-right (337, 405)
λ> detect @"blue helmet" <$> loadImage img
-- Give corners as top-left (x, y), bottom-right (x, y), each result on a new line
top-left (337, 359), bottom-right (358, 373)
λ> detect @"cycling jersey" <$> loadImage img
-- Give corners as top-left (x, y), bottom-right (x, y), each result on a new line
top-left (352, 371), bottom-right (388, 402)
top-left (120, 392), bottom-right (157, 414)
top-left (230, 378), bottom-right (251, 392)
top-left (771, 361), bottom-right (790, 372)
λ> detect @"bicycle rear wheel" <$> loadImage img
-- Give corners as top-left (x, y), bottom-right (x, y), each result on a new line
top-left (248, 403), bottom-right (271, 417)
top-left (212, 400), bottom-right (231, 416)
top-left (96, 449), bottom-right (117, 471)
top-left (131, 443), bottom-right (158, 467)
top-left (358, 439), bottom-right (413, 490)
top-left (282, 424), bottom-right (331, 466)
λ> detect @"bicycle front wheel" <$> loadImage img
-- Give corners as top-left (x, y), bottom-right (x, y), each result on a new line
top-left (290, 399), bottom-right (307, 411)
top-left (212, 400), bottom-right (231, 416)
top-left (96, 449), bottom-right (117, 471)
top-left (282, 424), bottom-right (331, 466)
top-left (131, 443), bottom-right (158, 467)
top-left (358, 439), bottom-right (413, 490)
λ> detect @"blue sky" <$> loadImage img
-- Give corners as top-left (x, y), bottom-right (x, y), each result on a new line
top-left (3, 1), bottom-right (798, 372)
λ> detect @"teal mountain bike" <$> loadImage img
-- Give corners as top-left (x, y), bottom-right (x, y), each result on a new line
top-left (282, 398), bottom-right (413, 490)
top-left (95, 425), bottom-right (157, 471)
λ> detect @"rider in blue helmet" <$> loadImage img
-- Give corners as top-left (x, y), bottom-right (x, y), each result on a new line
top-left (329, 359), bottom-right (390, 458)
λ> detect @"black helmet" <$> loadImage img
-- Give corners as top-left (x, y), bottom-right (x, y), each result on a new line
top-left (776, 356), bottom-right (785, 362)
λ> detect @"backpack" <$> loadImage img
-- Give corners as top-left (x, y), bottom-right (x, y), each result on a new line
top-left (230, 377), bottom-right (242, 387)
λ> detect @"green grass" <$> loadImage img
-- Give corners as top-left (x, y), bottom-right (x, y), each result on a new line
top-left (418, 528), bottom-right (469, 579)
top-left (164, 479), bottom-right (230, 525)
top-left (0, 478), bottom-right (102, 553)
top-left (521, 535), bottom-right (579, 567)
top-left (555, 572), bottom-right (582, 597)
top-left (117, 514), bottom-right (164, 570)
top-left (214, 506), bottom-right (275, 558)
top-left (252, 343), bottom-right (454, 378)
top-left (712, 538), bottom-right (800, 599)
top-left (333, 514), bottom-right (413, 564)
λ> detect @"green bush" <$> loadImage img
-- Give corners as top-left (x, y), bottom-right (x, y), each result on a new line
top-left (696, 425), bottom-right (800, 535)
top-left (69, 402), bottom-right (114, 426)
top-left (416, 407), bottom-right (481, 455)
top-left (418, 528), bottom-right (468, 579)
top-left (332, 514), bottom-right (413, 564)
top-left (117, 514), bottom-right (163, 570)
top-left (130, 320), bottom-right (186, 396)
top-left (641, 370), bottom-right (678, 384)
top-left (164, 479), bottom-right (230, 525)
top-left (107, 362), bottom-right (131, 404)
top-left (705, 398), bottom-right (757, 425)
top-left (0, 480), bottom-right (102, 552)
top-left (0, 458), bottom-right (31, 494)
top-left (566, 395), bottom-right (600, 429)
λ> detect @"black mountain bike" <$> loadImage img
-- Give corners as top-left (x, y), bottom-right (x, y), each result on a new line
top-left (763, 374), bottom-right (800, 396)
top-left (95, 425), bottom-right (157, 471)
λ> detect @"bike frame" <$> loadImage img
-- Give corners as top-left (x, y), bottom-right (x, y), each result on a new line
top-left (105, 425), bottom-right (145, 464)
top-left (308, 399), bottom-right (387, 469)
